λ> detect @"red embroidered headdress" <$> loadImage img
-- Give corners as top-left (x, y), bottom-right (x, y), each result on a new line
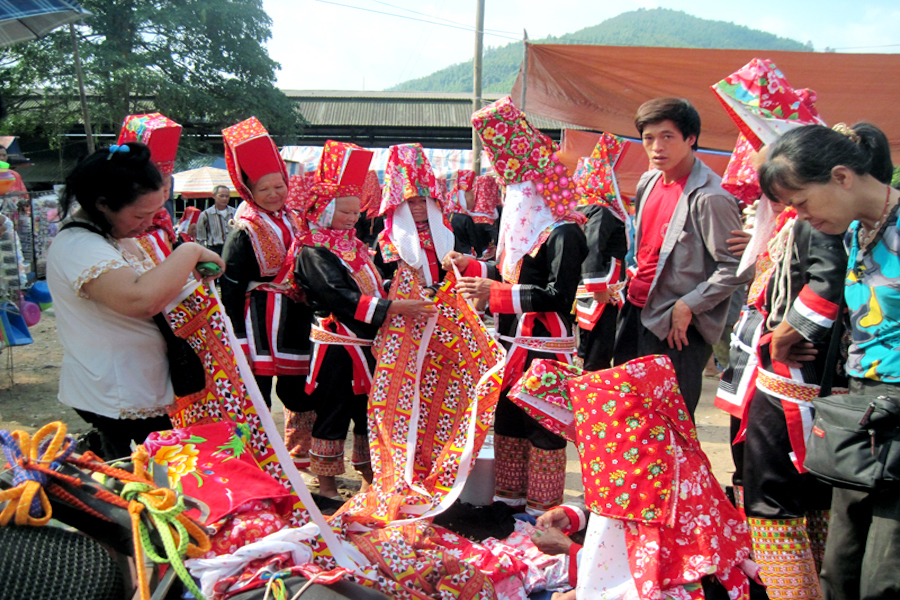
top-left (222, 117), bottom-right (289, 202)
top-left (307, 140), bottom-right (374, 226)
top-left (573, 132), bottom-right (631, 223)
top-left (117, 113), bottom-right (182, 178)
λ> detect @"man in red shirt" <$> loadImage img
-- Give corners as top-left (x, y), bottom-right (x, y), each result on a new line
top-left (613, 98), bottom-right (746, 417)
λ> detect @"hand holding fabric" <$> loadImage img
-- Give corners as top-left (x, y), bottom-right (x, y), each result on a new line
top-left (386, 299), bottom-right (437, 320)
top-left (442, 250), bottom-right (471, 273)
top-left (456, 277), bottom-right (492, 302)
top-left (536, 507), bottom-right (571, 531)
top-left (531, 527), bottom-right (574, 556)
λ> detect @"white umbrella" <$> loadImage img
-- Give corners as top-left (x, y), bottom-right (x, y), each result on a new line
top-left (173, 166), bottom-right (236, 199)
top-left (0, 0), bottom-right (90, 47)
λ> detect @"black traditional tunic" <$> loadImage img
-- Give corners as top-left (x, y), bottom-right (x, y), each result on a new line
top-left (576, 204), bottom-right (628, 371)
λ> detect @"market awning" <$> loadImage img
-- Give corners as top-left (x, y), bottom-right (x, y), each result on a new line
top-left (511, 44), bottom-right (900, 161)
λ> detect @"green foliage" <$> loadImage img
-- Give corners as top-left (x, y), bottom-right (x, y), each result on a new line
top-left (892, 166), bottom-right (900, 189)
top-left (390, 8), bottom-right (808, 93)
top-left (0, 0), bottom-right (304, 150)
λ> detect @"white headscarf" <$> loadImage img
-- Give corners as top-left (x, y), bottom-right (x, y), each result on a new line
top-left (497, 180), bottom-right (559, 282)
top-left (386, 197), bottom-right (455, 286)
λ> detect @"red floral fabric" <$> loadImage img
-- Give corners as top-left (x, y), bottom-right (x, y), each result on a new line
top-left (575, 132), bottom-right (632, 222)
top-left (472, 175), bottom-right (502, 223)
top-left (144, 421), bottom-right (294, 526)
top-left (472, 96), bottom-right (580, 218)
top-left (509, 356), bottom-right (752, 599)
top-left (721, 133), bottom-right (762, 205)
top-left (711, 58), bottom-right (825, 150)
top-left (360, 170), bottom-right (383, 218)
top-left (378, 143), bottom-right (444, 215)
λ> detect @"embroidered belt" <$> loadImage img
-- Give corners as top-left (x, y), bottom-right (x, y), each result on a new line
top-left (756, 368), bottom-right (847, 405)
top-left (310, 325), bottom-right (373, 347)
top-left (499, 334), bottom-right (576, 354)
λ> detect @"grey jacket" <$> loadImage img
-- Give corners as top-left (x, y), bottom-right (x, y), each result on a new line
top-left (634, 157), bottom-right (749, 345)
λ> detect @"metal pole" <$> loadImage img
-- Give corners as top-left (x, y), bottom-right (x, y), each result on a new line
top-left (521, 30), bottom-right (529, 111)
top-left (472, 0), bottom-right (485, 174)
top-left (69, 24), bottom-right (95, 154)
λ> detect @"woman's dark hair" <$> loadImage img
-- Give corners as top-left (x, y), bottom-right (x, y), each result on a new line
top-left (759, 122), bottom-right (894, 202)
top-left (60, 142), bottom-right (163, 233)
top-left (634, 98), bottom-right (701, 150)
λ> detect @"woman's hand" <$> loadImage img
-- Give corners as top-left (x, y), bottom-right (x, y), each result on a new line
top-left (386, 299), bottom-right (437, 320)
top-left (456, 277), bottom-right (492, 302)
top-left (727, 229), bottom-right (752, 258)
top-left (592, 289), bottom-right (613, 304)
top-left (770, 320), bottom-right (817, 368)
top-left (535, 507), bottom-right (571, 531)
top-left (531, 527), bottom-right (574, 555)
top-left (442, 250), bottom-right (471, 273)
top-left (190, 245), bottom-right (226, 283)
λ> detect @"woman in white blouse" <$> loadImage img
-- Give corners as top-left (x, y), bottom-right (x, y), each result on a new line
top-left (47, 143), bottom-right (224, 459)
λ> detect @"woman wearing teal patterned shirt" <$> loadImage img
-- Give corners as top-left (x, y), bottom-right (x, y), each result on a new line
top-left (760, 121), bottom-right (899, 600)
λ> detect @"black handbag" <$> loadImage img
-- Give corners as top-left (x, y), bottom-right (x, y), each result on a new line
top-left (60, 221), bottom-right (207, 397)
top-left (803, 297), bottom-right (900, 490)
top-left (805, 392), bottom-right (900, 490)
top-left (151, 313), bottom-right (207, 397)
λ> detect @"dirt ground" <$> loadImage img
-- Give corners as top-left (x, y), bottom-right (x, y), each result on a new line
top-left (0, 308), bottom-right (735, 499)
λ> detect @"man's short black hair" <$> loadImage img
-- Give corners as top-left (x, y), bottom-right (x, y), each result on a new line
top-left (634, 98), bottom-right (701, 150)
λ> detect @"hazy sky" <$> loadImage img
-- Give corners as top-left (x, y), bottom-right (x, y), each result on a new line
top-left (263, 0), bottom-right (899, 91)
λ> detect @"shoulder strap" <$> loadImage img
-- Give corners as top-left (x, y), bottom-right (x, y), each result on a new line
top-left (60, 220), bottom-right (105, 236)
top-left (819, 294), bottom-right (846, 397)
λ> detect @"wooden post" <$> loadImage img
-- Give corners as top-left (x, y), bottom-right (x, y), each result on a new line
top-left (472, 0), bottom-right (485, 174)
top-left (521, 30), bottom-right (529, 111)
top-left (69, 24), bottom-right (95, 154)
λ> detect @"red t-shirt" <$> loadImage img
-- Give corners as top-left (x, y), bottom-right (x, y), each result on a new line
top-left (628, 174), bottom-right (688, 308)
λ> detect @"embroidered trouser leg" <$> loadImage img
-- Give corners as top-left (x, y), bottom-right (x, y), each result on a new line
top-left (494, 394), bottom-right (567, 509)
top-left (284, 409), bottom-right (316, 469)
top-left (493, 434), bottom-right (529, 505)
top-left (308, 347), bottom-right (369, 478)
top-left (749, 517), bottom-right (822, 600)
top-left (526, 446), bottom-right (567, 515)
top-left (744, 390), bottom-right (832, 598)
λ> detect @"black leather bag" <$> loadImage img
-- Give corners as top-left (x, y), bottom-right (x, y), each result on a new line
top-left (152, 313), bottom-right (207, 397)
top-left (804, 393), bottom-right (900, 490)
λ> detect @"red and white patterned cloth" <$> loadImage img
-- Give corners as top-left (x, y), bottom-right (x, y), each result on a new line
top-left (509, 355), bottom-right (754, 599)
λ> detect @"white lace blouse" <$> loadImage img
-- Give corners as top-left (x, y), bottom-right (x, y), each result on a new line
top-left (47, 226), bottom-right (174, 419)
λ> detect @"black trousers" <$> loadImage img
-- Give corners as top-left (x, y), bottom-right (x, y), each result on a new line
top-left (74, 409), bottom-right (172, 461)
top-left (613, 300), bottom-right (712, 418)
top-left (577, 304), bottom-right (619, 372)
top-left (742, 390), bottom-right (832, 518)
top-left (256, 374), bottom-right (312, 412)
top-left (308, 347), bottom-right (368, 442)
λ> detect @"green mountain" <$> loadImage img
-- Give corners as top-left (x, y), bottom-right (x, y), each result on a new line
top-left (389, 8), bottom-right (809, 93)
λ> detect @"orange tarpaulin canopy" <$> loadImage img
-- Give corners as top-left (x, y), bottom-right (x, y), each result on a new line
top-left (511, 44), bottom-right (900, 163)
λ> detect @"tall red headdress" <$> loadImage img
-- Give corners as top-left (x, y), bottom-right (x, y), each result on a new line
top-left (222, 117), bottom-right (289, 202)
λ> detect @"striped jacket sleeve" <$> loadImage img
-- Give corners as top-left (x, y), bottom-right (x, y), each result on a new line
top-left (785, 226), bottom-right (847, 343)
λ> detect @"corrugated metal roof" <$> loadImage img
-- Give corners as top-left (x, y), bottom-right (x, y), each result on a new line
top-left (285, 91), bottom-right (582, 131)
